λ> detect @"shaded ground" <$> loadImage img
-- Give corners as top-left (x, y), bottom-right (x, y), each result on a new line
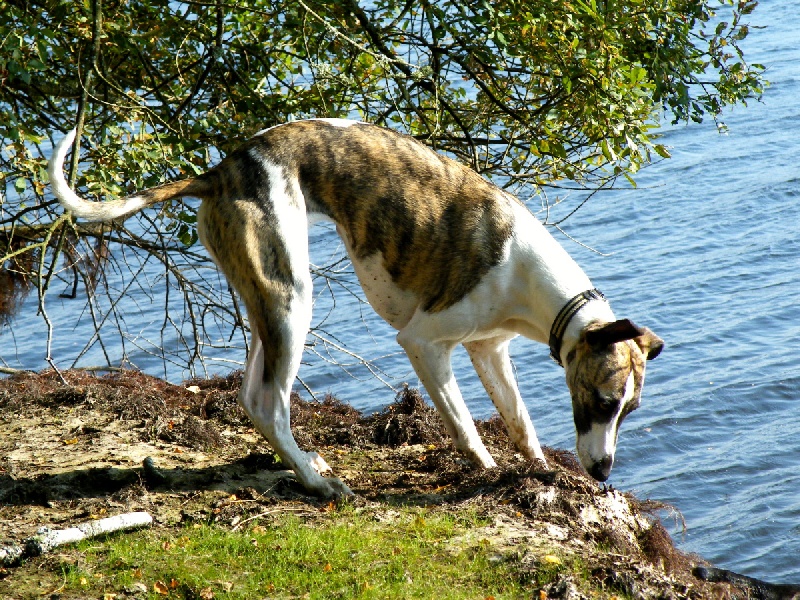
top-left (0, 370), bottom-right (779, 599)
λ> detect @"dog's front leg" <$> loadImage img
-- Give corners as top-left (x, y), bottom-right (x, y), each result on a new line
top-left (465, 337), bottom-right (548, 468)
top-left (397, 327), bottom-right (496, 468)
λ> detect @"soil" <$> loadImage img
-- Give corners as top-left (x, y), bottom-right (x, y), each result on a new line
top-left (0, 369), bottom-right (766, 599)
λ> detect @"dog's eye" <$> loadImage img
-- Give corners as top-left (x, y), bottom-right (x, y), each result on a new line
top-left (594, 391), bottom-right (620, 413)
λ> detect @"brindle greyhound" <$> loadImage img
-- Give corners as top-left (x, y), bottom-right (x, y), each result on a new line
top-left (48, 119), bottom-right (663, 497)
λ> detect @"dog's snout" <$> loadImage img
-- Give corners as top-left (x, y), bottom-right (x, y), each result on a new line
top-left (589, 456), bottom-right (613, 482)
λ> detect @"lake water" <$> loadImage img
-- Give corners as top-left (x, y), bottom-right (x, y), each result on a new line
top-left (3, 2), bottom-right (798, 583)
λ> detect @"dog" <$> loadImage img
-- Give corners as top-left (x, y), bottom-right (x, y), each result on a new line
top-left (48, 118), bottom-right (663, 497)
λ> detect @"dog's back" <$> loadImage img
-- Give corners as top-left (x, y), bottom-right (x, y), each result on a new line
top-left (204, 120), bottom-right (519, 313)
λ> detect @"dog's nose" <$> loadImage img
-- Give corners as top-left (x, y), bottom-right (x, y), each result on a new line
top-left (589, 456), bottom-right (613, 481)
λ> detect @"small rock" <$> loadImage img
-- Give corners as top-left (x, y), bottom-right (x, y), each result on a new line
top-left (123, 581), bottom-right (148, 597)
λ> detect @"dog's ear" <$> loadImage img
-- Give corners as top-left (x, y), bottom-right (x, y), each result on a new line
top-left (585, 320), bottom-right (664, 360)
top-left (635, 327), bottom-right (664, 360)
top-left (584, 319), bottom-right (641, 349)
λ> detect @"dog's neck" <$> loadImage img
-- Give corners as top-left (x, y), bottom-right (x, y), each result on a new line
top-left (507, 206), bottom-right (616, 363)
top-left (549, 289), bottom-right (605, 366)
top-left (552, 293), bottom-right (614, 366)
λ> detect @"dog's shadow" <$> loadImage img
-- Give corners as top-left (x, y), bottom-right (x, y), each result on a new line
top-left (0, 450), bottom-right (554, 511)
top-left (0, 452), bottom-right (310, 508)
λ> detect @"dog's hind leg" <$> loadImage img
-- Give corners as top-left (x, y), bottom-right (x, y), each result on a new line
top-left (199, 192), bottom-right (351, 498)
top-left (237, 320), bottom-right (351, 498)
top-left (464, 337), bottom-right (547, 467)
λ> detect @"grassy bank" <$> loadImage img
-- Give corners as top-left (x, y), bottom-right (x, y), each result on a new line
top-left (53, 508), bottom-right (566, 599)
top-left (0, 370), bottom-right (753, 599)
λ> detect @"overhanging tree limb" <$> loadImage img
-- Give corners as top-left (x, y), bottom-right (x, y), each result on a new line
top-left (0, 0), bottom-right (765, 376)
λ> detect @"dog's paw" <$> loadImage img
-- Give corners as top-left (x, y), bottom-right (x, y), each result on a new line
top-left (465, 447), bottom-right (497, 469)
top-left (306, 451), bottom-right (332, 474)
top-left (319, 476), bottom-right (354, 499)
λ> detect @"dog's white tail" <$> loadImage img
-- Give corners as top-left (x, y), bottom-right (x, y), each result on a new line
top-left (47, 129), bottom-right (210, 222)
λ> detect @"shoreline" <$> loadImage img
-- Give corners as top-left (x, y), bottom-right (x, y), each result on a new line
top-left (0, 369), bottom-right (796, 599)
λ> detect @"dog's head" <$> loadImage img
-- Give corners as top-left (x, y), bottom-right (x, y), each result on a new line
top-left (564, 319), bottom-right (663, 482)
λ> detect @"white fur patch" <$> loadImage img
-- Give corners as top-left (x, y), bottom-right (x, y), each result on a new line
top-left (576, 371), bottom-right (635, 468)
top-left (345, 249), bottom-right (419, 330)
top-left (249, 151), bottom-right (310, 281)
top-left (308, 118), bottom-right (363, 128)
top-left (253, 118), bottom-right (363, 138)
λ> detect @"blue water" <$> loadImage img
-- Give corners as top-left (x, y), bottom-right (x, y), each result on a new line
top-left (3, 3), bottom-right (798, 583)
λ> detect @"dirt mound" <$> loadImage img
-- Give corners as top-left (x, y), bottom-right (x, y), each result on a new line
top-left (0, 370), bottom-right (745, 598)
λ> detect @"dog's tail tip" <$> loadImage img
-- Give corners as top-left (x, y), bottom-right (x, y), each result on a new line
top-left (62, 127), bottom-right (77, 150)
top-left (47, 128), bottom-right (75, 179)
top-left (47, 128), bottom-right (94, 217)
top-left (47, 128), bottom-right (145, 222)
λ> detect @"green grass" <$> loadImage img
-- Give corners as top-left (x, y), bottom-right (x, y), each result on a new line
top-left (54, 507), bottom-right (560, 599)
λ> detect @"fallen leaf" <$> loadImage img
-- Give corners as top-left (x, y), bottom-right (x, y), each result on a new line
top-left (323, 562), bottom-right (332, 572)
top-left (539, 590), bottom-right (547, 600)
top-left (199, 587), bottom-right (214, 599)
top-left (186, 385), bottom-right (201, 394)
top-left (169, 578), bottom-right (179, 589)
top-left (90, 508), bottom-right (108, 520)
top-left (63, 438), bottom-right (79, 445)
top-left (153, 581), bottom-right (169, 595)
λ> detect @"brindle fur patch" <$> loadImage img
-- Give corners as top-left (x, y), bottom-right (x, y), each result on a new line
top-left (237, 121), bottom-right (516, 312)
top-left (566, 323), bottom-right (647, 435)
top-left (98, 121), bottom-right (520, 389)
top-left (196, 152), bottom-right (298, 383)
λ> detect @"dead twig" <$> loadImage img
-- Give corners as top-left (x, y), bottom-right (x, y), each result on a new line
top-left (0, 512), bottom-right (153, 568)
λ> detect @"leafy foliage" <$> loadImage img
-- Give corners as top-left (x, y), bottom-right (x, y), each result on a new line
top-left (0, 0), bottom-right (764, 374)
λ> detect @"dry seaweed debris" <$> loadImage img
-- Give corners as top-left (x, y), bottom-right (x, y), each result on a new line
top-left (0, 369), bottom-right (760, 599)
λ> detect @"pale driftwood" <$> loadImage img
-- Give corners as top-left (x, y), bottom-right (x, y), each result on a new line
top-left (0, 512), bottom-right (152, 567)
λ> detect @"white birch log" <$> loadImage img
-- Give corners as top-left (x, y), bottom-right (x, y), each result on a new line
top-left (0, 512), bottom-right (153, 567)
